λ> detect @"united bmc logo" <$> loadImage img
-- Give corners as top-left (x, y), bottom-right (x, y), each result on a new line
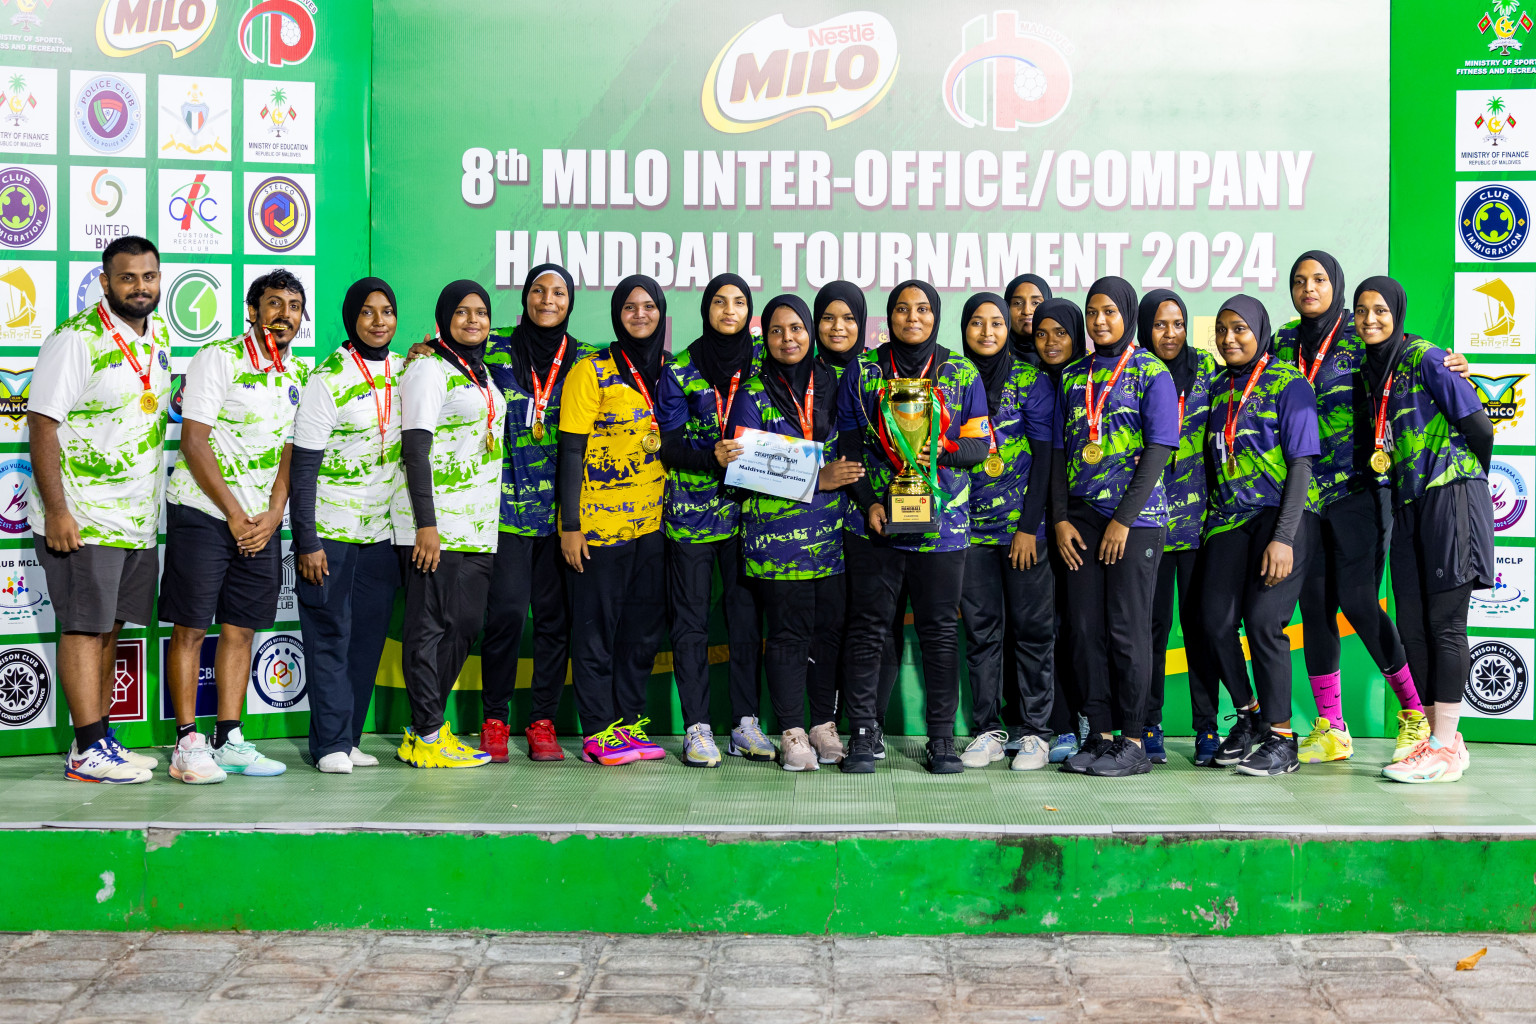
top-left (702, 11), bottom-right (899, 133)
top-left (942, 13), bottom-right (1072, 131)
top-left (238, 0), bottom-right (315, 68)
top-left (96, 0), bottom-right (219, 59)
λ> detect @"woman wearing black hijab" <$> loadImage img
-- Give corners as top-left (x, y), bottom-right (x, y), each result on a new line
top-left (1052, 276), bottom-right (1179, 778)
top-left (290, 278), bottom-right (405, 774)
top-left (396, 280), bottom-right (507, 769)
top-left (557, 275), bottom-right (671, 766)
top-left (834, 280), bottom-right (991, 774)
top-left (1005, 273), bottom-right (1054, 364)
top-left (654, 273), bottom-right (765, 768)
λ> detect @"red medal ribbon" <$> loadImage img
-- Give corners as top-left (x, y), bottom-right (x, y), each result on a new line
top-left (1177, 391), bottom-right (1186, 430)
top-left (347, 343), bottom-right (392, 460)
top-left (1224, 354), bottom-right (1270, 464)
top-left (243, 326), bottom-right (286, 374)
top-left (619, 351), bottom-right (659, 428)
top-left (1297, 313), bottom-right (1344, 385)
top-left (1083, 343), bottom-right (1137, 443)
top-left (529, 335), bottom-right (568, 432)
top-left (986, 419), bottom-right (999, 455)
top-left (887, 350), bottom-right (934, 381)
top-left (713, 368), bottom-right (742, 431)
top-left (777, 371), bottom-right (815, 439)
top-left (97, 301), bottom-right (158, 397)
top-left (439, 342), bottom-right (497, 440)
top-left (1372, 373), bottom-right (1394, 458)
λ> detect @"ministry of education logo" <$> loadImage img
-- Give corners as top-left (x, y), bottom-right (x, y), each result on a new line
top-left (1467, 639), bottom-right (1530, 715)
top-left (250, 634), bottom-right (304, 709)
top-left (1462, 183), bottom-right (1531, 260)
top-left (72, 74), bottom-right (142, 154)
top-left (0, 166), bottom-right (48, 248)
top-left (167, 267), bottom-right (223, 343)
top-left (246, 174), bottom-right (310, 253)
top-left (0, 647), bottom-right (48, 727)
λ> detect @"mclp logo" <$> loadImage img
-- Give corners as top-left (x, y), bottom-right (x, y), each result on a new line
top-left (702, 11), bottom-right (898, 133)
top-left (944, 13), bottom-right (1071, 130)
top-left (97, 0), bottom-right (218, 59)
top-left (238, 0), bottom-right (315, 68)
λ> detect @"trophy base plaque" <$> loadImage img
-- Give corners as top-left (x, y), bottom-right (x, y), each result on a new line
top-left (885, 492), bottom-right (936, 533)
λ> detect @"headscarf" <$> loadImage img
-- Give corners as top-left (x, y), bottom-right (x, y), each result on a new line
top-left (1084, 276), bottom-right (1138, 358)
top-left (508, 263), bottom-right (575, 392)
top-left (1356, 276), bottom-right (1411, 394)
top-left (961, 292), bottom-right (1013, 414)
top-left (884, 279), bottom-right (942, 379)
top-left (342, 276), bottom-right (396, 362)
top-left (609, 274), bottom-right (667, 397)
top-left (431, 279), bottom-right (491, 385)
top-left (1289, 249), bottom-right (1347, 364)
top-left (1030, 298), bottom-right (1087, 382)
top-left (1138, 288), bottom-right (1196, 396)
top-left (1216, 295), bottom-right (1274, 377)
top-left (760, 294), bottom-right (834, 441)
top-left (690, 273), bottom-right (755, 392)
top-left (812, 280), bottom-right (868, 369)
top-left (1005, 273), bottom-right (1054, 362)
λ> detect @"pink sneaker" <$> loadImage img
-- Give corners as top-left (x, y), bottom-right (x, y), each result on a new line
top-left (581, 722), bottom-right (642, 766)
top-left (1455, 732), bottom-right (1471, 772)
top-left (1381, 738), bottom-right (1464, 784)
top-left (620, 717), bottom-right (667, 760)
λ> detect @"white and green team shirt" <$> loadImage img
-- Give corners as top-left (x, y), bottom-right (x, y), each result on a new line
top-left (167, 331), bottom-right (308, 521)
top-left (401, 350), bottom-right (506, 553)
top-left (292, 344), bottom-right (411, 545)
top-left (26, 304), bottom-right (174, 549)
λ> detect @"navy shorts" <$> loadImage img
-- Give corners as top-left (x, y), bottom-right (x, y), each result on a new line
top-left (1391, 478), bottom-right (1496, 596)
top-left (158, 502), bottom-right (283, 630)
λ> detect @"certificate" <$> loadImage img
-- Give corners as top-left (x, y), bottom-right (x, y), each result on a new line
top-left (724, 427), bottom-right (824, 503)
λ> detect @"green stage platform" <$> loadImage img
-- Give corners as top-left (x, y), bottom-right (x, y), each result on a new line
top-left (4, 734), bottom-right (1536, 936)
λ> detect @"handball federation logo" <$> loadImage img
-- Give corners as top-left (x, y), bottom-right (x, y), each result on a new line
top-left (73, 75), bottom-right (142, 155)
top-left (0, 167), bottom-right (49, 249)
top-left (1467, 639), bottom-right (1529, 716)
top-left (943, 13), bottom-right (1072, 130)
top-left (0, 648), bottom-right (48, 728)
top-left (247, 175), bottom-right (311, 253)
top-left (1460, 184), bottom-right (1530, 260)
top-left (250, 634), bottom-right (305, 709)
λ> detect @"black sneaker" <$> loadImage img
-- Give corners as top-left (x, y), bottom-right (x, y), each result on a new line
top-left (926, 736), bottom-right (964, 774)
top-left (841, 726), bottom-right (878, 774)
top-left (1234, 732), bottom-right (1300, 776)
top-left (1213, 707), bottom-right (1264, 766)
top-left (871, 723), bottom-right (887, 760)
top-left (1003, 725), bottom-right (1026, 757)
top-left (1084, 736), bottom-right (1152, 777)
top-left (1060, 733), bottom-right (1112, 774)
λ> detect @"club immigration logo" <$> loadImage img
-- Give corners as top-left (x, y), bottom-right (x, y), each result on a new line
top-left (1461, 183), bottom-right (1531, 260)
top-left (246, 174), bottom-right (310, 253)
top-left (1481, 1), bottom-right (1535, 54)
top-left (942, 13), bottom-right (1072, 131)
top-left (0, 166), bottom-right (48, 249)
top-left (1472, 371), bottom-right (1530, 435)
top-left (108, 637), bottom-right (144, 722)
top-left (72, 74), bottom-right (142, 155)
top-left (159, 77), bottom-right (229, 157)
top-left (167, 267), bottom-right (222, 343)
top-left (1468, 639), bottom-right (1531, 716)
top-left (0, 646), bottom-right (49, 727)
top-left (238, 0), bottom-right (315, 68)
top-left (97, 0), bottom-right (218, 59)
top-left (249, 633), bottom-right (304, 710)
top-left (1492, 458), bottom-right (1531, 532)
top-left (701, 11), bottom-right (899, 133)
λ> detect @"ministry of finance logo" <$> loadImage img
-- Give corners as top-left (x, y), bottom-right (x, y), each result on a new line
top-left (1467, 640), bottom-right (1530, 715)
top-left (0, 647), bottom-right (48, 727)
top-left (1461, 184), bottom-right (1531, 260)
top-left (72, 74), bottom-right (142, 155)
top-left (246, 174), bottom-right (310, 253)
top-left (167, 267), bottom-right (223, 343)
top-left (0, 166), bottom-right (48, 248)
top-left (942, 13), bottom-right (1072, 131)
top-left (250, 633), bottom-right (304, 710)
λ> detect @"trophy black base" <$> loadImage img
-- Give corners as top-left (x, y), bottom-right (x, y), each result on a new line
top-left (884, 493), bottom-right (937, 534)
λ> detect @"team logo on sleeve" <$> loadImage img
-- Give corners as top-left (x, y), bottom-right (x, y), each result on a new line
top-left (1467, 639), bottom-right (1529, 715)
top-left (246, 174), bottom-right (310, 253)
top-left (1460, 184), bottom-right (1531, 260)
top-left (288, 383), bottom-right (298, 405)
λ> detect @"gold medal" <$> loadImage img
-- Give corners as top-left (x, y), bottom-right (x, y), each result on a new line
top-left (1370, 449), bottom-right (1391, 474)
top-left (1082, 441), bottom-right (1103, 465)
top-left (484, 431), bottom-right (497, 455)
top-left (531, 420), bottom-right (545, 442)
top-left (983, 454), bottom-right (1004, 478)
top-left (1226, 457), bottom-right (1240, 478)
top-left (138, 391), bottom-right (157, 414)
top-left (641, 430), bottom-right (661, 454)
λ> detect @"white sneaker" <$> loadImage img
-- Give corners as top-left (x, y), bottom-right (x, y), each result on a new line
top-left (1010, 734), bottom-right (1050, 771)
top-left (960, 729), bottom-right (1008, 768)
top-left (807, 721), bottom-right (846, 764)
top-left (211, 727), bottom-right (286, 777)
top-left (317, 751), bottom-right (353, 774)
top-left (65, 739), bottom-right (152, 784)
top-left (106, 728), bottom-right (160, 770)
top-left (347, 746), bottom-right (379, 767)
top-left (170, 733), bottom-right (227, 785)
top-left (779, 727), bottom-right (819, 771)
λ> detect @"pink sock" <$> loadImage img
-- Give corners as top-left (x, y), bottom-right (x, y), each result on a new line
top-left (1309, 672), bottom-right (1344, 730)
top-left (1384, 664), bottom-right (1425, 714)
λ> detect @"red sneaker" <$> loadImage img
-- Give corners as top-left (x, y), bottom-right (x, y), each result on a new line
top-left (479, 718), bottom-right (510, 763)
top-left (525, 718), bottom-right (564, 761)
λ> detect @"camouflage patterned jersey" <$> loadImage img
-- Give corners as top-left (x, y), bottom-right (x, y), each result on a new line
top-left (1274, 316), bottom-right (1383, 509)
top-left (1377, 338), bottom-right (1485, 508)
top-left (558, 350), bottom-right (666, 547)
top-left (400, 350), bottom-right (507, 553)
top-left (967, 359), bottom-right (1055, 546)
top-left (1162, 348), bottom-right (1224, 551)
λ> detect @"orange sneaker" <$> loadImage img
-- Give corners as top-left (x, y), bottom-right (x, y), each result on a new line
top-left (1381, 738), bottom-right (1464, 784)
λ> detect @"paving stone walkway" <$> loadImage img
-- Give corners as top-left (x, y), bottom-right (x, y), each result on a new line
top-left (2, 930), bottom-right (1535, 1023)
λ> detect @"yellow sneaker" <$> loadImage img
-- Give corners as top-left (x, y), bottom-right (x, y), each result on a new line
top-left (1392, 709), bottom-right (1430, 762)
top-left (400, 725), bottom-right (490, 768)
top-left (1298, 717), bottom-right (1353, 763)
top-left (395, 728), bottom-right (418, 764)
top-left (440, 722), bottom-right (489, 761)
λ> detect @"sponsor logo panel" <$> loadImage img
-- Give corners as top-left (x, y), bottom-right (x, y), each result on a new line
top-left (158, 167), bottom-right (231, 255)
top-left (1469, 362), bottom-right (1536, 445)
top-left (246, 630), bottom-right (305, 713)
top-left (1455, 272), bottom-right (1536, 355)
top-left (1491, 456), bottom-right (1535, 538)
top-left (243, 170), bottom-right (313, 256)
top-left (69, 69), bottom-right (145, 158)
top-left (0, 457), bottom-right (32, 538)
top-left (162, 262), bottom-right (232, 350)
top-left (1472, 547), bottom-right (1535, 630)
top-left (1465, 635), bottom-right (1536, 720)
top-left (242, 78), bottom-right (312, 163)
top-left (0, 65), bottom-right (58, 155)
top-left (0, 260), bottom-right (54, 346)
top-left (943, 13), bottom-right (1072, 131)
top-left (0, 547), bottom-right (53, 635)
top-left (68, 164), bottom-right (146, 253)
top-left (158, 632), bottom-right (218, 719)
top-left (238, 0), bottom-right (316, 68)
top-left (156, 75), bottom-right (231, 161)
top-left (97, 0), bottom-right (219, 59)
top-left (0, 641), bottom-right (55, 730)
top-left (1457, 89), bottom-right (1536, 171)
top-left (0, 163), bottom-right (55, 251)
top-left (242, 262), bottom-right (315, 348)
top-left (0, 362), bottom-right (30, 440)
top-left (108, 637), bottom-right (145, 723)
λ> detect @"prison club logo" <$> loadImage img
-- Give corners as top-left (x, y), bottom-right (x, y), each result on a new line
top-left (97, 0), bottom-right (218, 59)
top-left (250, 634), bottom-right (304, 709)
top-left (702, 11), bottom-right (899, 133)
top-left (73, 74), bottom-right (142, 154)
top-left (1491, 459), bottom-right (1530, 532)
top-left (942, 13), bottom-right (1072, 130)
top-left (1467, 639), bottom-right (1530, 715)
top-left (167, 268), bottom-right (223, 343)
top-left (0, 647), bottom-right (48, 726)
top-left (246, 174), bottom-right (310, 252)
top-left (1461, 183), bottom-right (1531, 260)
top-left (1482, 1), bottom-right (1535, 54)
top-left (1471, 371), bottom-right (1529, 432)
top-left (0, 166), bottom-right (48, 248)
top-left (238, 0), bottom-right (315, 68)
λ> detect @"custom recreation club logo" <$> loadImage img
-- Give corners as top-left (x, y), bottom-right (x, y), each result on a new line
top-left (702, 11), bottom-right (899, 133)
top-left (1481, 1), bottom-right (1535, 55)
top-left (97, 0), bottom-right (218, 59)
top-left (1471, 370), bottom-right (1529, 433)
top-left (0, 646), bottom-right (50, 728)
top-left (166, 267), bottom-right (224, 343)
top-left (1467, 639), bottom-right (1531, 716)
top-left (0, 166), bottom-right (49, 249)
top-left (1491, 458), bottom-right (1532, 533)
top-left (942, 12), bottom-right (1072, 131)
top-left (238, 0), bottom-right (315, 68)
top-left (245, 173), bottom-right (310, 253)
top-left (1460, 183), bottom-right (1531, 261)
top-left (249, 633), bottom-right (304, 710)
top-left (0, 458), bottom-right (30, 536)
top-left (72, 73), bottom-right (143, 155)
top-left (161, 168), bottom-right (228, 254)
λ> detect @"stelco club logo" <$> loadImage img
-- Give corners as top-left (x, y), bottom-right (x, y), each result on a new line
top-left (702, 10), bottom-right (899, 133)
top-left (238, 0), bottom-right (315, 68)
top-left (246, 174), bottom-right (310, 252)
top-left (942, 12), bottom-right (1072, 131)
top-left (1467, 639), bottom-right (1530, 716)
top-left (1461, 183), bottom-right (1531, 261)
top-left (250, 634), bottom-right (304, 709)
top-left (97, 0), bottom-right (218, 59)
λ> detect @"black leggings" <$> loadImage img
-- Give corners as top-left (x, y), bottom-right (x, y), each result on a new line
top-left (1394, 582), bottom-right (1475, 706)
top-left (1150, 547), bottom-right (1224, 735)
top-left (759, 574), bottom-right (844, 730)
top-left (1299, 487), bottom-right (1407, 677)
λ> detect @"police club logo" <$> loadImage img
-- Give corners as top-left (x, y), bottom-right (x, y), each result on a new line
top-left (250, 633), bottom-right (304, 709)
top-left (943, 13), bottom-right (1072, 131)
top-left (1467, 639), bottom-right (1530, 715)
top-left (1462, 183), bottom-right (1531, 261)
top-left (0, 166), bottom-right (49, 249)
top-left (0, 647), bottom-right (48, 727)
top-left (246, 174), bottom-right (310, 253)
top-left (73, 74), bottom-right (143, 155)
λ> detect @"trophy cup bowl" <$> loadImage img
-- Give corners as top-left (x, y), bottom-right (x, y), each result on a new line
top-left (883, 377), bottom-right (938, 533)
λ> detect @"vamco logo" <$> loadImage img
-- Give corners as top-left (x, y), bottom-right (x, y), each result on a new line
top-left (943, 13), bottom-right (1072, 131)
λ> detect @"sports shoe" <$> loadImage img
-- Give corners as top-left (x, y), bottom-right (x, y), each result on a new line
top-left (525, 718), bottom-right (564, 761)
top-left (348, 747), bottom-right (379, 767)
top-left (1214, 707), bottom-right (1264, 766)
top-left (1011, 734), bottom-right (1050, 771)
top-left (440, 722), bottom-right (489, 761)
top-left (808, 722), bottom-right (846, 764)
top-left (960, 729), bottom-right (1008, 768)
top-left (400, 725), bottom-right (491, 768)
top-left (780, 728), bottom-right (818, 771)
top-left (1298, 717), bottom-right (1353, 763)
top-left (581, 721), bottom-right (643, 766)
top-left (1049, 732), bottom-right (1079, 763)
top-left (1061, 733), bottom-right (1112, 774)
top-left (66, 739), bottom-right (151, 784)
top-left (1004, 725), bottom-right (1026, 757)
top-left (1456, 732), bottom-right (1471, 772)
top-left (212, 727), bottom-right (287, 777)
top-left (926, 736), bottom-right (964, 774)
top-left (317, 751), bottom-right (352, 774)
top-left (1143, 724), bottom-right (1166, 764)
top-left (1234, 731), bottom-right (1300, 777)
top-left (682, 723), bottom-right (722, 768)
top-left (106, 727), bottom-right (159, 771)
top-left (1084, 736), bottom-right (1152, 777)
top-left (1077, 713), bottom-right (1092, 742)
top-left (871, 723), bottom-right (887, 760)
top-left (1193, 731), bottom-right (1221, 767)
top-left (1382, 738), bottom-right (1463, 784)
top-left (621, 717), bottom-right (666, 760)
top-left (479, 718), bottom-right (510, 763)
top-left (171, 732), bottom-right (227, 785)
top-left (1392, 709), bottom-right (1430, 762)
top-left (728, 716), bottom-right (775, 761)
top-left (841, 725), bottom-right (879, 774)
top-left (395, 728), bottom-right (419, 764)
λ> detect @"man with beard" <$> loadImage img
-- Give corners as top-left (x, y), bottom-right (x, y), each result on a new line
top-left (28, 236), bottom-right (172, 783)
top-left (159, 270), bottom-right (309, 784)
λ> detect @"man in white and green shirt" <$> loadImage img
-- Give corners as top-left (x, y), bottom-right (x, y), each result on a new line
top-left (159, 269), bottom-right (310, 784)
top-left (28, 236), bottom-right (170, 785)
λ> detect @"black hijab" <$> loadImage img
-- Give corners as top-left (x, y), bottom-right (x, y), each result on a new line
top-left (1357, 276), bottom-right (1411, 394)
top-left (691, 273), bottom-right (755, 392)
top-left (1217, 295), bottom-right (1274, 376)
top-left (884, 280), bottom-right (942, 379)
top-left (1138, 288), bottom-right (1196, 395)
top-left (760, 294), bottom-right (834, 441)
top-left (342, 276), bottom-right (396, 362)
top-left (508, 263), bottom-right (575, 391)
top-left (1005, 273), bottom-right (1054, 362)
top-left (609, 274), bottom-right (667, 398)
top-left (961, 292), bottom-right (1013, 414)
top-left (1289, 249), bottom-right (1347, 362)
top-left (1030, 298), bottom-right (1087, 382)
top-left (812, 280), bottom-right (868, 369)
top-left (1084, 276), bottom-right (1138, 358)
top-left (431, 279), bottom-right (491, 385)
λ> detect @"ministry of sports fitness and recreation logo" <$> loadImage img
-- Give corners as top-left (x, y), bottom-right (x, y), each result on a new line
top-left (702, 11), bottom-right (899, 133)
top-left (246, 174), bottom-right (309, 252)
top-left (0, 368), bottom-right (29, 434)
top-left (0, 647), bottom-right (48, 727)
top-left (1467, 639), bottom-right (1530, 715)
top-left (250, 633), bottom-right (304, 709)
top-left (238, 0), bottom-right (315, 68)
top-left (942, 12), bottom-right (1072, 131)
top-left (167, 267), bottom-right (223, 343)
top-left (1491, 458), bottom-right (1530, 531)
top-left (1481, 1), bottom-right (1535, 54)
top-left (0, 458), bottom-right (29, 535)
top-left (73, 74), bottom-right (142, 154)
top-left (1461, 184), bottom-right (1531, 260)
top-left (0, 167), bottom-right (48, 249)
top-left (96, 0), bottom-right (218, 59)
top-left (1471, 371), bottom-right (1528, 433)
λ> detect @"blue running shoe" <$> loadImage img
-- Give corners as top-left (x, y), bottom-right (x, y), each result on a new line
top-left (1143, 724), bottom-right (1166, 764)
top-left (1048, 732), bottom-right (1079, 763)
top-left (1194, 730), bottom-right (1221, 767)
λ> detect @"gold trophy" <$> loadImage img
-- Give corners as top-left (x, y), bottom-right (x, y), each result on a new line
top-left (883, 377), bottom-right (938, 533)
